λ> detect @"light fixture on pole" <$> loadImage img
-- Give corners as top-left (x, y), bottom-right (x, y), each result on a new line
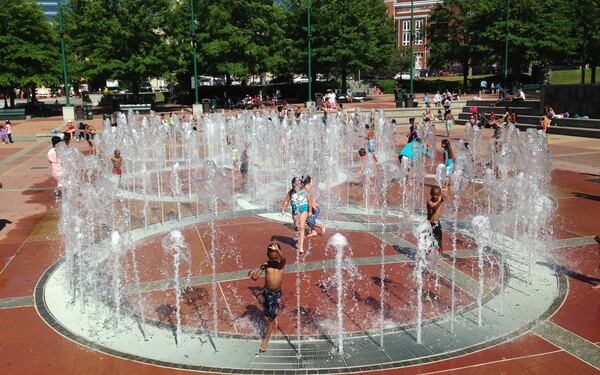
top-left (409, 0), bottom-right (414, 96)
top-left (57, 0), bottom-right (73, 120)
top-left (503, 0), bottom-right (510, 92)
top-left (190, 0), bottom-right (199, 104)
top-left (307, 0), bottom-right (313, 106)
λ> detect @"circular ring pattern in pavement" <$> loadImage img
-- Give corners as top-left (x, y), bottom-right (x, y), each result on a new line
top-left (35, 208), bottom-right (567, 373)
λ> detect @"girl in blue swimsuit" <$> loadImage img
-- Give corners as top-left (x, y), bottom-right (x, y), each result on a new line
top-left (441, 139), bottom-right (454, 190)
top-left (281, 177), bottom-right (309, 254)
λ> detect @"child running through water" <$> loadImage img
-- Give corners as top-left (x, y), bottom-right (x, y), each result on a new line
top-left (248, 242), bottom-right (286, 352)
top-left (303, 176), bottom-right (326, 236)
top-left (281, 177), bottom-right (309, 254)
top-left (365, 125), bottom-right (379, 163)
top-left (445, 110), bottom-right (454, 137)
top-left (427, 185), bottom-right (445, 254)
top-left (441, 139), bottom-right (454, 190)
top-left (111, 150), bottom-right (123, 176)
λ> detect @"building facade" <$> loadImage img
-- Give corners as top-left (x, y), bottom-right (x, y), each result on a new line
top-left (385, 0), bottom-right (442, 71)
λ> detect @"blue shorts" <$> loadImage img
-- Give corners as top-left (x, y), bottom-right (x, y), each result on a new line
top-left (368, 139), bottom-right (376, 153)
top-left (262, 288), bottom-right (281, 319)
top-left (307, 206), bottom-right (321, 228)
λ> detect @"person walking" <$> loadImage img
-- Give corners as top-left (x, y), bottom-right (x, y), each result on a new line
top-left (5, 121), bottom-right (13, 143)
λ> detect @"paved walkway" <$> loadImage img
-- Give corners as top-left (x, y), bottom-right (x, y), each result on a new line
top-left (1, 115), bottom-right (600, 374)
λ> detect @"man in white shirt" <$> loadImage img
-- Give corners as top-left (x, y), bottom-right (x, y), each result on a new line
top-left (514, 88), bottom-right (526, 101)
top-left (325, 90), bottom-right (337, 109)
top-left (434, 92), bottom-right (442, 108)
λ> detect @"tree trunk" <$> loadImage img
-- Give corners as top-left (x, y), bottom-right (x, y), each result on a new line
top-left (226, 74), bottom-right (232, 86)
top-left (591, 63), bottom-right (596, 84)
top-left (341, 69), bottom-right (347, 93)
top-left (9, 89), bottom-right (15, 108)
top-left (132, 82), bottom-right (140, 101)
top-left (462, 60), bottom-right (468, 93)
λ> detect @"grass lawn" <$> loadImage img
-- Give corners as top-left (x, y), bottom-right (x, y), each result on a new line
top-left (550, 68), bottom-right (599, 84)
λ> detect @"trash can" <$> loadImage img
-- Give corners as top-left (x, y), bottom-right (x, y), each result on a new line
top-left (84, 105), bottom-right (93, 120)
top-left (395, 90), bottom-right (405, 108)
top-left (405, 94), bottom-right (415, 108)
top-left (210, 98), bottom-right (217, 112)
top-left (75, 105), bottom-right (84, 120)
top-left (202, 98), bottom-right (210, 113)
top-left (314, 93), bottom-right (323, 108)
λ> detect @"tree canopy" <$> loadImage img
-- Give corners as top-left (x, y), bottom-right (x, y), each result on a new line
top-left (428, 0), bottom-right (587, 84)
top-left (284, 0), bottom-right (395, 90)
top-left (0, 0), bottom-right (60, 103)
top-left (64, 0), bottom-right (173, 93)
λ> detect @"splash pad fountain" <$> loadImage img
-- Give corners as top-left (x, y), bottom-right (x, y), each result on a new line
top-left (36, 109), bottom-right (563, 373)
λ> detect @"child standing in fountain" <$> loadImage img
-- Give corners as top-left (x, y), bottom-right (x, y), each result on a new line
top-left (111, 150), bottom-right (123, 176)
top-left (303, 176), bottom-right (326, 236)
top-left (248, 242), bottom-right (286, 352)
top-left (427, 185), bottom-right (445, 254)
top-left (240, 147), bottom-right (249, 192)
top-left (281, 177), bottom-right (309, 254)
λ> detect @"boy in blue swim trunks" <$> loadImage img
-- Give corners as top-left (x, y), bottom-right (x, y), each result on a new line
top-left (249, 241), bottom-right (286, 352)
top-left (303, 176), bottom-right (326, 236)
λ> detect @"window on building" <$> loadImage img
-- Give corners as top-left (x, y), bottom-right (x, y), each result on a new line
top-left (402, 20), bottom-right (411, 32)
top-left (415, 20), bottom-right (424, 45)
top-left (402, 32), bottom-right (410, 46)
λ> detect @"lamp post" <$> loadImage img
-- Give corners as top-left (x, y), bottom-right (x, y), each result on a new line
top-left (190, 0), bottom-right (199, 105)
top-left (409, 0), bottom-right (414, 96)
top-left (57, 0), bottom-right (73, 120)
top-left (503, 0), bottom-right (510, 91)
top-left (57, 0), bottom-right (69, 107)
top-left (307, 0), bottom-right (313, 105)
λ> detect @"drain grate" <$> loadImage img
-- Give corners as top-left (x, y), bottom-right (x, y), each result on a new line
top-left (31, 166), bottom-right (48, 170)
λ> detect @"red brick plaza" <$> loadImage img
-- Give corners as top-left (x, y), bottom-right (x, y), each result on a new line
top-left (1, 110), bottom-right (600, 374)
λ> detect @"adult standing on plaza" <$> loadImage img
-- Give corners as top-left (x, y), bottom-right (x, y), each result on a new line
top-left (0, 123), bottom-right (7, 144)
top-left (47, 136), bottom-right (63, 197)
top-left (5, 121), bottom-right (14, 143)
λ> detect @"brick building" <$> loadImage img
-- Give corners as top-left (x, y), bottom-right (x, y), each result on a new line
top-left (385, 0), bottom-right (442, 71)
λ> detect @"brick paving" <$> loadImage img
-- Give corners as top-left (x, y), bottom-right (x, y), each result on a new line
top-left (1, 111), bottom-right (599, 374)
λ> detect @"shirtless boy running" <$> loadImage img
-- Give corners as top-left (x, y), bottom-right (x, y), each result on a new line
top-left (112, 150), bottom-right (123, 175)
top-left (249, 242), bottom-right (286, 352)
top-left (427, 185), bottom-right (445, 254)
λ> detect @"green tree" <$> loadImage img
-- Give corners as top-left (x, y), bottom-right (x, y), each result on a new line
top-left (310, 0), bottom-right (395, 91)
top-left (167, 0), bottom-right (295, 87)
top-left (427, 0), bottom-right (481, 89)
top-left (429, 0), bottom-right (578, 87)
top-left (64, 0), bottom-right (173, 95)
top-left (475, 0), bottom-right (576, 84)
top-left (0, 0), bottom-right (60, 107)
top-left (576, 0), bottom-right (600, 83)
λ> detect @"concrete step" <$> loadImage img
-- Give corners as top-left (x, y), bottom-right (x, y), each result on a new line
top-left (454, 119), bottom-right (600, 138)
top-left (466, 99), bottom-right (540, 109)
top-left (461, 106), bottom-right (540, 116)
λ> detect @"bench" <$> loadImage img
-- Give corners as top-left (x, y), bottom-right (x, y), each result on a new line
top-left (0, 108), bottom-right (26, 120)
top-left (522, 83), bottom-right (541, 91)
top-left (353, 92), bottom-right (367, 102)
top-left (118, 103), bottom-right (152, 113)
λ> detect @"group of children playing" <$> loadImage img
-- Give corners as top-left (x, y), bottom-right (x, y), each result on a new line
top-left (252, 182), bottom-right (445, 354)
